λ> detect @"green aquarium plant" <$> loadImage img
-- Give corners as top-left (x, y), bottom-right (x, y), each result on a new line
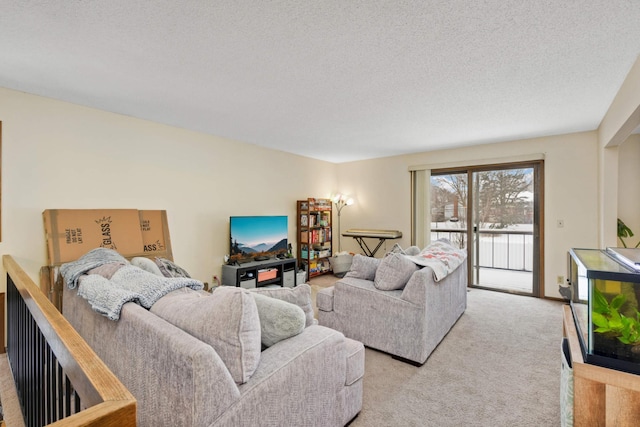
top-left (592, 287), bottom-right (640, 346)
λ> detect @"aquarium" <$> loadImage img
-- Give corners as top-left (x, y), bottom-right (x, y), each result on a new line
top-left (568, 248), bottom-right (640, 375)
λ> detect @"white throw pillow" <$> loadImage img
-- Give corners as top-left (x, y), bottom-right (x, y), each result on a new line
top-left (374, 252), bottom-right (419, 291)
top-left (130, 257), bottom-right (164, 276)
top-left (151, 286), bottom-right (261, 384)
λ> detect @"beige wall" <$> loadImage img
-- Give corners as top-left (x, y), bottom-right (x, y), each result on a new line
top-left (337, 132), bottom-right (600, 299)
top-left (599, 56), bottom-right (640, 148)
top-left (1, 70), bottom-right (637, 301)
top-left (0, 87), bottom-right (338, 285)
top-left (598, 55), bottom-right (640, 247)
top-left (618, 134), bottom-right (640, 247)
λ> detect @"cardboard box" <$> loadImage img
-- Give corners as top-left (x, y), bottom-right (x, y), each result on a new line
top-left (43, 209), bottom-right (144, 265)
top-left (41, 208), bottom-right (174, 311)
top-left (43, 209), bottom-right (173, 266)
top-left (138, 210), bottom-right (173, 260)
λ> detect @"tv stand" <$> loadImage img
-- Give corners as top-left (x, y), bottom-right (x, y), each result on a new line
top-left (254, 256), bottom-right (271, 261)
top-left (221, 258), bottom-right (297, 288)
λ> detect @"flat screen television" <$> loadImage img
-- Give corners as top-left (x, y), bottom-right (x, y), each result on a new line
top-left (229, 215), bottom-right (288, 262)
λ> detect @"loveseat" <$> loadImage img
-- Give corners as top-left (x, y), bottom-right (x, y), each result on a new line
top-left (317, 240), bottom-right (467, 365)
top-left (61, 249), bottom-right (364, 427)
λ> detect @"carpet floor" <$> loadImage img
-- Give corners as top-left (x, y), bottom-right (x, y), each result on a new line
top-left (309, 275), bottom-right (564, 426)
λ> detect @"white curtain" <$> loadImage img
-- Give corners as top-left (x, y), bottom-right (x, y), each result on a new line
top-left (411, 169), bottom-right (430, 248)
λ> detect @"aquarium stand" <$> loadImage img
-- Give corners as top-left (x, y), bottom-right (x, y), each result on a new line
top-left (563, 305), bottom-right (640, 425)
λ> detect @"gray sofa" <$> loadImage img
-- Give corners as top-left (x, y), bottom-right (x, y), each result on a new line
top-left (317, 243), bottom-right (467, 365)
top-left (63, 282), bottom-right (364, 426)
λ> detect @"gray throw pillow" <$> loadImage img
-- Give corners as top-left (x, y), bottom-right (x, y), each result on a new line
top-left (151, 286), bottom-right (261, 384)
top-left (248, 284), bottom-right (315, 327)
top-left (251, 293), bottom-right (306, 348)
top-left (404, 246), bottom-right (421, 256)
top-left (345, 254), bottom-right (381, 281)
top-left (373, 252), bottom-right (419, 291)
top-left (155, 257), bottom-right (191, 278)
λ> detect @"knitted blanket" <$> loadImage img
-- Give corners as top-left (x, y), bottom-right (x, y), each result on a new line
top-left (61, 247), bottom-right (204, 320)
top-left (77, 265), bottom-right (203, 320)
top-left (60, 247), bottom-right (129, 289)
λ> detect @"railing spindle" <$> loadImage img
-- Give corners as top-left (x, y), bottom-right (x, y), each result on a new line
top-left (3, 254), bottom-right (136, 426)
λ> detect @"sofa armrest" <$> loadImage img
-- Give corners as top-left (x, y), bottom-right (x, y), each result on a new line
top-left (401, 262), bottom-right (468, 307)
top-left (222, 324), bottom-right (350, 426)
top-left (316, 286), bottom-right (335, 312)
top-left (400, 267), bottom-right (435, 305)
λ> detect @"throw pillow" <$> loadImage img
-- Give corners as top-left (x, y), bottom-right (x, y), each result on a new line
top-left (251, 293), bottom-right (306, 348)
top-left (374, 252), bottom-right (419, 291)
top-left (248, 284), bottom-right (315, 327)
top-left (155, 257), bottom-right (191, 278)
top-left (345, 254), bottom-right (381, 281)
top-left (150, 286), bottom-right (261, 384)
top-left (389, 243), bottom-right (420, 256)
top-left (131, 257), bottom-right (164, 276)
top-left (404, 246), bottom-right (421, 256)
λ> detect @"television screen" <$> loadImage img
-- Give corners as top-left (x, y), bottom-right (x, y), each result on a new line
top-left (230, 216), bottom-right (288, 262)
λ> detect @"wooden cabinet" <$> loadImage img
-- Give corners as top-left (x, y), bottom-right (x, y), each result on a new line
top-left (297, 198), bottom-right (332, 278)
top-left (563, 305), bottom-right (640, 426)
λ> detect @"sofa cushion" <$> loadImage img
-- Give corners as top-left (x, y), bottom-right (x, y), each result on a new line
top-left (248, 284), bottom-right (315, 327)
top-left (151, 286), bottom-right (261, 384)
top-left (374, 252), bottom-right (419, 290)
top-left (345, 254), bottom-right (380, 280)
top-left (251, 293), bottom-right (305, 347)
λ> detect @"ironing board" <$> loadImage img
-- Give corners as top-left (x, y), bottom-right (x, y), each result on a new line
top-left (342, 229), bottom-right (403, 257)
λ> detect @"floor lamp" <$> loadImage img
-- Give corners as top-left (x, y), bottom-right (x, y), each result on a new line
top-left (332, 193), bottom-right (354, 253)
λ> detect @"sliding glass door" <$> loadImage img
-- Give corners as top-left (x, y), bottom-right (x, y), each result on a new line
top-left (430, 161), bottom-right (543, 297)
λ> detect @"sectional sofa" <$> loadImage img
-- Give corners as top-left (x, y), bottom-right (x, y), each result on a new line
top-left (62, 254), bottom-right (364, 426)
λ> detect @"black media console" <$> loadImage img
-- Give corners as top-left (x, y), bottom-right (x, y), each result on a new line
top-left (221, 258), bottom-right (297, 288)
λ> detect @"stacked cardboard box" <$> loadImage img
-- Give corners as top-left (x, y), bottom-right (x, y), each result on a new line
top-left (41, 208), bottom-right (173, 310)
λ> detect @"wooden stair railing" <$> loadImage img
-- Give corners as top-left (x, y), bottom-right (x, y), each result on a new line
top-left (1, 255), bottom-right (136, 426)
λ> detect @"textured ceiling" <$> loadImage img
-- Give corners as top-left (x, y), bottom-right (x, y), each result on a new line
top-left (2, 1), bottom-right (640, 163)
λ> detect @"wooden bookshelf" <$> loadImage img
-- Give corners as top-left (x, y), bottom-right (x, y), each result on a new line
top-left (297, 198), bottom-right (332, 278)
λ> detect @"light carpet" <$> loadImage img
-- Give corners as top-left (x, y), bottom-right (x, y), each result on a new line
top-left (309, 276), bottom-right (564, 426)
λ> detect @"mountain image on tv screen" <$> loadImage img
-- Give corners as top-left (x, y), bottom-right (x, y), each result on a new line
top-left (230, 216), bottom-right (288, 261)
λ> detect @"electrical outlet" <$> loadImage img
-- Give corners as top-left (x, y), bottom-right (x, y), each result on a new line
top-left (557, 275), bottom-right (564, 285)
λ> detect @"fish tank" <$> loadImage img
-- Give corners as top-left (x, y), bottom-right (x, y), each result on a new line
top-left (568, 248), bottom-right (640, 375)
